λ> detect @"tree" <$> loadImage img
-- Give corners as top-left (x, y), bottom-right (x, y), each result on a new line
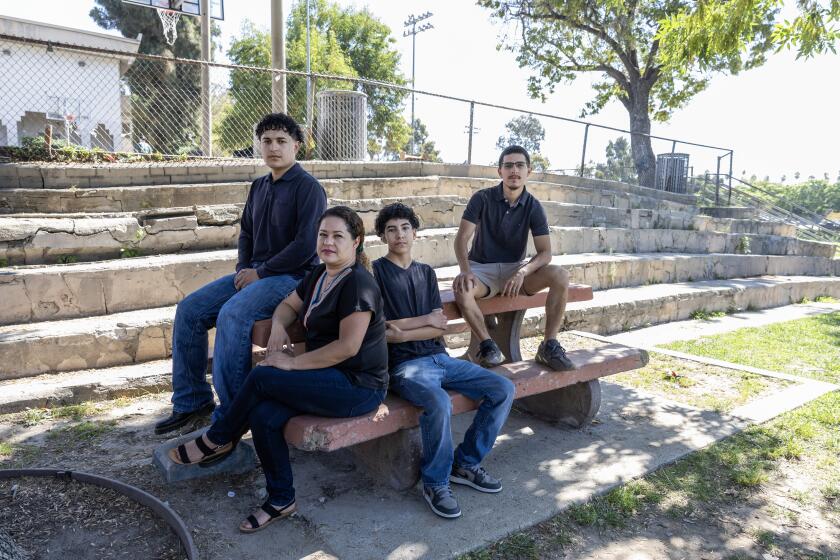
top-left (90, 0), bottom-right (218, 154)
top-left (496, 114), bottom-right (551, 170)
top-left (218, 2), bottom-right (409, 157)
top-left (288, 1), bottom-right (409, 157)
top-left (217, 21), bottom-right (357, 152)
top-left (595, 137), bottom-right (637, 183)
top-left (384, 119), bottom-right (440, 161)
top-left (477, 1), bottom-right (777, 187)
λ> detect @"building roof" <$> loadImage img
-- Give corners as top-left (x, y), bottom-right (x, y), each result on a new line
top-left (0, 15), bottom-right (141, 54)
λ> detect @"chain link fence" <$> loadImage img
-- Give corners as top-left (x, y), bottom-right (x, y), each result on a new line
top-left (0, 33), bottom-right (734, 191)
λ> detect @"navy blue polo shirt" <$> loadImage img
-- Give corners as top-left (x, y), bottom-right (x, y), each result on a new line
top-left (462, 182), bottom-right (550, 264)
top-left (237, 163), bottom-right (327, 278)
top-left (372, 257), bottom-right (447, 368)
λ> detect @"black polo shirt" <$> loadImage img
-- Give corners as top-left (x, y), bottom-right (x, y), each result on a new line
top-left (462, 182), bottom-right (550, 264)
top-left (237, 163), bottom-right (327, 278)
top-left (294, 263), bottom-right (389, 390)
top-left (372, 257), bottom-right (447, 368)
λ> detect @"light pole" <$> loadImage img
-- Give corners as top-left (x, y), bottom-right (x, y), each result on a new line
top-left (403, 11), bottom-right (433, 155)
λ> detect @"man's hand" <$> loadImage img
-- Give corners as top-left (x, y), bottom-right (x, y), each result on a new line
top-left (453, 271), bottom-right (477, 294)
top-left (266, 326), bottom-right (292, 355)
top-left (234, 268), bottom-right (260, 290)
top-left (258, 351), bottom-right (295, 370)
top-left (501, 268), bottom-right (527, 297)
top-left (385, 322), bottom-right (405, 343)
top-left (426, 308), bottom-right (448, 330)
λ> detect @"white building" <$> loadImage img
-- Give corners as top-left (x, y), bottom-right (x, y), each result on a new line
top-left (0, 15), bottom-right (141, 151)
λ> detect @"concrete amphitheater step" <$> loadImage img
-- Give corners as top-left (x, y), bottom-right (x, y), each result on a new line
top-left (1, 214), bottom-right (832, 266)
top-left (0, 161), bottom-right (697, 205)
top-left (2, 274), bottom-right (838, 410)
top-left (0, 175), bottom-right (698, 216)
top-left (3, 251), bottom-right (836, 326)
top-left (3, 273), bottom-right (840, 381)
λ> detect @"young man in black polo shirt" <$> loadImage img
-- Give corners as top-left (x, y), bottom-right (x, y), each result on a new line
top-left (154, 113), bottom-right (327, 435)
top-left (453, 145), bottom-right (574, 371)
top-left (372, 203), bottom-right (515, 519)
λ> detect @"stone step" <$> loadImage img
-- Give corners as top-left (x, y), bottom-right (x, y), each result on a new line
top-left (3, 251), bottom-right (836, 325)
top-left (0, 161), bottom-right (697, 206)
top-left (2, 274), bottom-right (838, 411)
top-left (1, 175), bottom-right (697, 216)
top-left (2, 214), bottom-right (832, 266)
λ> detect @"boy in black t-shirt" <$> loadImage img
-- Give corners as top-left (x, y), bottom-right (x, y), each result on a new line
top-left (372, 203), bottom-right (515, 519)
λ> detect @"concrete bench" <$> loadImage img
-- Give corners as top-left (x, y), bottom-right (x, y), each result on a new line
top-left (248, 284), bottom-right (649, 490)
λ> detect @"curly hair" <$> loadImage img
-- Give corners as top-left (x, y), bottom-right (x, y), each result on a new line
top-left (255, 112), bottom-right (304, 143)
top-left (374, 202), bottom-right (420, 236)
top-left (320, 206), bottom-right (370, 271)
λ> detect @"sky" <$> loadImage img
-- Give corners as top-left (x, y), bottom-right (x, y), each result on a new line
top-left (2, 0), bottom-right (838, 181)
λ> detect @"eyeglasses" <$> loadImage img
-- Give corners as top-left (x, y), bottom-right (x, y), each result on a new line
top-left (501, 161), bottom-right (528, 170)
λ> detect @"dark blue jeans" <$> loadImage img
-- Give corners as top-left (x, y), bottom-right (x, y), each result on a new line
top-left (207, 365), bottom-right (385, 506)
top-left (169, 271), bottom-right (300, 421)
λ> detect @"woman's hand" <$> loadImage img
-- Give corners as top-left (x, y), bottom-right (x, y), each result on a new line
top-left (258, 351), bottom-right (296, 370)
top-left (266, 325), bottom-right (292, 355)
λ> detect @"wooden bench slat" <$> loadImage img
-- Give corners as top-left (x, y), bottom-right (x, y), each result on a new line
top-left (283, 342), bottom-right (648, 452)
top-left (251, 283), bottom-right (593, 348)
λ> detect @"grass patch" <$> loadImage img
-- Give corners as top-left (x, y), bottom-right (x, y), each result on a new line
top-left (814, 295), bottom-right (839, 303)
top-left (46, 420), bottom-right (117, 444)
top-left (611, 352), bottom-right (787, 412)
top-left (689, 308), bottom-right (728, 321)
top-left (663, 312), bottom-right (840, 384)
top-left (18, 399), bottom-right (130, 426)
top-left (462, 389), bottom-right (840, 559)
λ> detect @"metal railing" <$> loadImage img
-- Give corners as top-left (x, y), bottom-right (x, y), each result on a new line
top-left (696, 174), bottom-right (840, 245)
top-left (0, 33), bottom-right (735, 187)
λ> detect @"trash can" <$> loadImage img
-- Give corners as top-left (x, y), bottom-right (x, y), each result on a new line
top-left (655, 153), bottom-right (690, 193)
top-left (315, 90), bottom-right (368, 161)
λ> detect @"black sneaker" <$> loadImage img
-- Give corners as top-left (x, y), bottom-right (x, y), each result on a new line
top-left (154, 402), bottom-right (215, 435)
top-left (450, 464), bottom-right (503, 493)
top-left (423, 485), bottom-right (462, 519)
top-left (535, 339), bottom-right (575, 371)
top-left (476, 339), bottom-right (504, 368)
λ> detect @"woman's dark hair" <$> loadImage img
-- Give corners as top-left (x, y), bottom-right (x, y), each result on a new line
top-left (497, 144), bottom-right (531, 168)
top-left (255, 113), bottom-right (304, 143)
top-left (374, 202), bottom-right (420, 236)
top-left (320, 206), bottom-right (370, 271)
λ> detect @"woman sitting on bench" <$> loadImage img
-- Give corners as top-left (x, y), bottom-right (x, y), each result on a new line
top-left (169, 206), bottom-right (388, 533)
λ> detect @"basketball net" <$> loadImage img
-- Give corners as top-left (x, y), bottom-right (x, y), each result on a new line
top-left (157, 9), bottom-right (181, 46)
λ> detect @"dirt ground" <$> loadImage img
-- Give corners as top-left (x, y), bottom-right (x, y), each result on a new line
top-left (1, 335), bottom-right (836, 559)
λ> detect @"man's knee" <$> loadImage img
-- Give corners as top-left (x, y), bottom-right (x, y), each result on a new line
top-left (547, 265), bottom-right (569, 289)
top-left (217, 297), bottom-right (249, 329)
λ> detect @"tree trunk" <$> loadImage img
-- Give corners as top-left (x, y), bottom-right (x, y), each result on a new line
top-left (627, 93), bottom-right (656, 188)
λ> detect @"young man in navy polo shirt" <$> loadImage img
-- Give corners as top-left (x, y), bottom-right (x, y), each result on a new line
top-left (154, 113), bottom-right (327, 435)
top-left (372, 203), bottom-right (515, 519)
top-left (453, 145), bottom-right (574, 371)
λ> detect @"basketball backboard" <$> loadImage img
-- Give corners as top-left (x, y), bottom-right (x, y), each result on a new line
top-left (122, 0), bottom-right (224, 20)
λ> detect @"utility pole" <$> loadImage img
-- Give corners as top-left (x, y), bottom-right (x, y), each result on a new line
top-left (271, 0), bottom-right (287, 113)
top-left (305, 0), bottom-right (312, 127)
top-left (403, 12), bottom-right (433, 155)
top-left (200, 0), bottom-right (212, 156)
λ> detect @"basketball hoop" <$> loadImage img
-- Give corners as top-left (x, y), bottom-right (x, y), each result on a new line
top-left (157, 9), bottom-right (181, 46)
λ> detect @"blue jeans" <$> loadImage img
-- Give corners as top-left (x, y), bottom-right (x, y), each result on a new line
top-left (207, 365), bottom-right (385, 506)
top-left (170, 271), bottom-right (300, 421)
top-left (390, 353), bottom-right (515, 488)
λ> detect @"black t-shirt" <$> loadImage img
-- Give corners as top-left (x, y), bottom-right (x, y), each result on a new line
top-left (462, 182), bottom-right (550, 264)
top-left (294, 263), bottom-right (388, 390)
top-left (372, 257), bottom-right (447, 369)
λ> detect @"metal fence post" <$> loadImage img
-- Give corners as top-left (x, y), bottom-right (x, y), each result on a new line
top-left (579, 123), bottom-right (590, 176)
top-left (200, 0), bottom-right (212, 156)
top-left (728, 150), bottom-right (734, 205)
top-left (715, 156), bottom-right (722, 206)
top-left (467, 101), bottom-right (475, 165)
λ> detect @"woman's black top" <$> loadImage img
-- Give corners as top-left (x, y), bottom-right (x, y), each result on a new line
top-left (295, 262), bottom-right (388, 390)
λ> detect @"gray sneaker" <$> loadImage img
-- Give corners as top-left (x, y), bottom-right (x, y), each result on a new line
top-left (476, 339), bottom-right (504, 368)
top-left (423, 485), bottom-right (461, 519)
top-left (450, 464), bottom-right (503, 493)
top-left (535, 339), bottom-right (575, 371)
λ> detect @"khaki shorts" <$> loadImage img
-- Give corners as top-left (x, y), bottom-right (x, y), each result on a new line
top-left (469, 260), bottom-right (529, 298)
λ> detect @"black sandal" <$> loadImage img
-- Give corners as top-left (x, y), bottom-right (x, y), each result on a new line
top-left (198, 436), bottom-right (241, 468)
top-left (168, 433), bottom-right (233, 465)
top-left (240, 500), bottom-right (296, 534)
